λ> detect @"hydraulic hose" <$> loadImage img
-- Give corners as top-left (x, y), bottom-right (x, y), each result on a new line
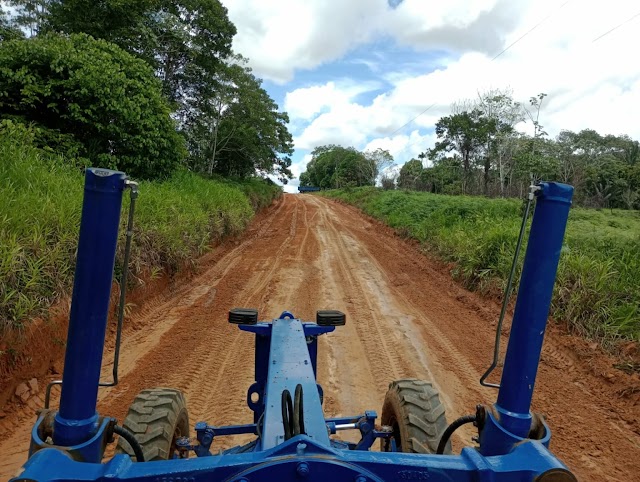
top-left (114, 424), bottom-right (145, 462)
top-left (436, 415), bottom-right (476, 455)
top-left (282, 390), bottom-right (294, 440)
top-left (282, 385), bottom-right (306, 440)
top-left (293, 384), bottom-right (305, 435)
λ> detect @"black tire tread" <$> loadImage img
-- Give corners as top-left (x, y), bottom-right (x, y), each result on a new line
top-left (381, 378), bottom-right (451, 454)
top-left (116, 387), bottom-right (189, 461)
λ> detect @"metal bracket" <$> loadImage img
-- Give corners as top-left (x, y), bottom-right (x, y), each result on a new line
top-left (29, 410), bottom-right (116, 462)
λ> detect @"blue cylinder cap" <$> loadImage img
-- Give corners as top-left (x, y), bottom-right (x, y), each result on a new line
top-left (84, 168), bottom-right (127, 193)
top-left (537, 182), bottom-right (574, 205)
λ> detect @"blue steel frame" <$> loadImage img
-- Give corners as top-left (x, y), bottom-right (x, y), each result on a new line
top-left (12, 179), bottom-right (576, 482)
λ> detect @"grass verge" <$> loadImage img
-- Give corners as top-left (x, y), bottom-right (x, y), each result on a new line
top-left (321, 187), bottom-right (640, 345)
top-left (0, 122), bottom-right (281, 334)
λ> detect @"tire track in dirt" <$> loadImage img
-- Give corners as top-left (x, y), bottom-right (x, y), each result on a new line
top-left (309, 197), bottom-right (640, 481)
top-left (2, 194), bottom-right (639, 482)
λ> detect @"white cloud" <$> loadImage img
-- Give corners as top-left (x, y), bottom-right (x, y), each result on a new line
top-left (222, 0), bottom-right (519, 83)
top-left (223, 0), bottom-right (388, 83)
top-left (364, 130), bottom-right (437, 164)
top-left (297, 1), bottom-right (639, 150)
top-left (224, 0), bottom-right (640, 182)
top-left (284, 80), bottom-right (380, 120)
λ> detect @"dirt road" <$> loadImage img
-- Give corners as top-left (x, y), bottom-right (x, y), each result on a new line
top-left (1, 194), bottom-right (639, 480)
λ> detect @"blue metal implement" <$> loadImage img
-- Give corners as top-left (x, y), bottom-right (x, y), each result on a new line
top-left (12, 175), bottom-right (578, 482)
top-left (258, 317), bottom-right (330, 449)
top-left (480, 182), bottom-right (574, 457)
top-left (298, 186), bottom-right (321, 193)
top-left (53, 168), bottom-right (126, 449)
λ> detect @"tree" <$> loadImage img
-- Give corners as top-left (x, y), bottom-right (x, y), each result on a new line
top-left (47, 0), bottom-right (237, 119)
top-left (5, 0), bottom-right (49, 36)
top-left (206, 68), bottom-right (293, 181)
top-left (423, 157), bottom-right (463, 194)
top-left (1, 6), bottom-right (25, 41)
top-left (427, 109), bottom-right (495, 193)
top-left (522, 93), bottom-right (549, 184)
top-left (547, 129), bottom-right (640, 208)
top-left (380, 175), bottom-right (396, 190)
top-left (475, 88), bottom-right (525, 195)
top-left (0, 33), bottom-right (185, 178)
top-left (397, 159), bottom-right (424, 190)
top-left (46, 1), bottom-right (292, 182)
top-left (184, 60), bottom-right (293, 182)
top-left (362, 148), bottom-right (394, 185)
top-left (299, 145), bottom-right (374, 189)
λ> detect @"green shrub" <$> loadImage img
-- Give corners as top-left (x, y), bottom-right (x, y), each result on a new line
top-left (0, 33), bottom-right (185, 179)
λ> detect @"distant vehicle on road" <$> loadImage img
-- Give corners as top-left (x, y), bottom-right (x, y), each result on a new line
top-left (298, 186), bottom-right (320, 193)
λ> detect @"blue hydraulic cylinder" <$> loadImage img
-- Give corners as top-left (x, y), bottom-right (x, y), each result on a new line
top-left (495, 182), bottom-right (573, 438)
top-left (53, 168), bottom-right (126, 447)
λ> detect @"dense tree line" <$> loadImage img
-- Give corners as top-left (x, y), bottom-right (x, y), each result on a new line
top-left (299, 145), bottom-right (393, 189)
top-left (0, 1), bottom-right (293, 181)
top-left (394, 89), bottom-right (640, 209)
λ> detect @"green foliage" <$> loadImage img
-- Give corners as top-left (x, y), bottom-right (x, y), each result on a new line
top-left (300, 145), bottom-right (381, 189)
top-left (0, 33), bottom-right (185, 179)
top-left (418, 90), bottom-right (640, 206)
top-left (0, 124), bottom-right (280, 332)
top-left (46, 0), bottom-right (294, 181)
top-left (186, 62), bottom-right (294, 182)
top-left (397, 159), bottom-right (424, 190)
top-left (322, 187), bottom-right (640, 344)
top-left (47, 0), bottom-right (237, 112)
top-left (3, 1), bottom-right (294, 182)
top-left (429, 109), bottom-right (496, 173)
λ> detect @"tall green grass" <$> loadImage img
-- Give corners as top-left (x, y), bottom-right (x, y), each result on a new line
top-left (0, 122), bottom-right (281, 333)
top-left (323, 187), bottom-right (640, 344)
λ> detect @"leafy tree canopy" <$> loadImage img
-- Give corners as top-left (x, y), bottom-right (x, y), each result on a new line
top-left (46, 0), bottom-right (237, 116)
top-left (0, 33), bottom-right (185, 178)
top-left (4, 0), bottom-right (294, 183)
top-left (300, 145), bottom-right (392, 189)
top-left (185, 61), bottom-right (294, 182)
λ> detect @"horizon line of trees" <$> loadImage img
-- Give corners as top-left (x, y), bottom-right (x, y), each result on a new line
top-left (387, 89), bottom-right (639, 210)
top-left (0, 0), bottom-right (294, 182)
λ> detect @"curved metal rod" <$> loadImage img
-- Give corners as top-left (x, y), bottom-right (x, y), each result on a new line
top-left (480, 185), bottom-right (539, 389)
top-left (102, 181), bottom-right (138, 387)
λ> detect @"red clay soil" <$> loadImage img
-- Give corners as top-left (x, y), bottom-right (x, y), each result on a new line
top-left (1, 194), bottom-right (639, 481)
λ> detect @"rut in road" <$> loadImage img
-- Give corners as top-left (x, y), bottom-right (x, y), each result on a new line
top-left (1, 194), bottom-right (639, 482)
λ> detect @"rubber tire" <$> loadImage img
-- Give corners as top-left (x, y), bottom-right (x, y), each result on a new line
top-left (116, 387), bottom-right (189, 461)
top-left (380, 379), bottom-right (451, 454)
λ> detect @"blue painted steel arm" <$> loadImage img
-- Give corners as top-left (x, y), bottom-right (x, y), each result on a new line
top-left (481, 182), bottom-right (573, 456)
top-left (241, 321), bottom-right (334, 423)
top-left (53, 168), bottom-right (126, 448)
top-left (259, 318), bottom-right (330, 449)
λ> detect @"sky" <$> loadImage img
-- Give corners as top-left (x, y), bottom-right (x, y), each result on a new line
top-left (222, 0), bottom-right (640, 192)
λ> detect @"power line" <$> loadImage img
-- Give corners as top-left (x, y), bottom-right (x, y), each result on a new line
top-left (592, 11), bottom-right (640, 43)
top-left (492, 1), bottom-right (571, 61)
top-left (387, 1), bottom-right (572, 138)
top-left (388, 103), bottom-right (437, 137)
